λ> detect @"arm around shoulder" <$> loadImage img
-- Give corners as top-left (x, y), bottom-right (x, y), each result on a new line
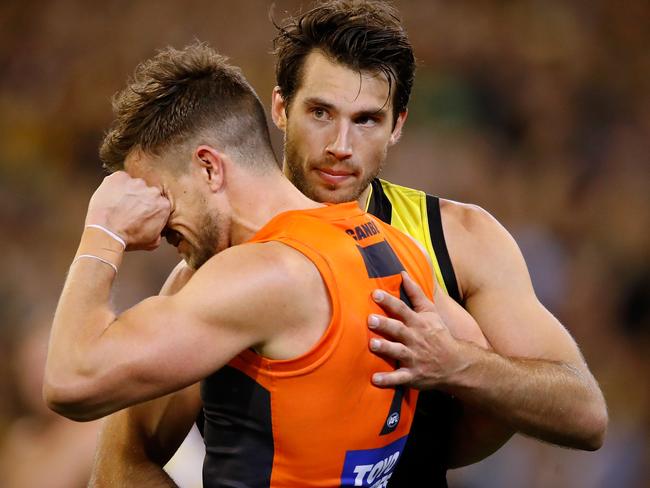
top-left (440, 200), bottom-right (607, 450)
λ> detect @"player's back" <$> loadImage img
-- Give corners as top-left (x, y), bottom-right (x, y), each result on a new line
top-left (201, 202), bottom-right (434, 487)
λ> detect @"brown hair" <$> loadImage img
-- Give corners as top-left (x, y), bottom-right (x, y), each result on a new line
top-left (100, 42), bottom-right (276, 172)
top-left (273, 0), bottom-right (415, 125)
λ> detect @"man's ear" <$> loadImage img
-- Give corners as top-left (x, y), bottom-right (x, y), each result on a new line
top-left (389, 109), bottom-right (408, 146)
top-left (195, 145), bottom-right (224, 192)
top-left (271, 87), bottom-right (288, 132)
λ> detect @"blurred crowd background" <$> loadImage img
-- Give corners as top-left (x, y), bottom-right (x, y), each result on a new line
top-left (0, 0), bottom-right (648, 486)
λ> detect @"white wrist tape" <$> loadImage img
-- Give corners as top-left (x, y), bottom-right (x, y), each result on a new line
top-left (86, 224), bottom-right (126, 249)
top-left (73, 254), bottom-right (118, 275)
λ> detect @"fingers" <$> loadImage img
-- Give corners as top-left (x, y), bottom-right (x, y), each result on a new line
top-left (400, 271), bottom-right (435, 312)
top-left (369, 337), bottom-right (411, 363)
top-left (372, 368), bottom-right (413, 388)
top-left (372, 289), bottom-right (415, 321)
top-left (368, 314), bottom-right (409, 342)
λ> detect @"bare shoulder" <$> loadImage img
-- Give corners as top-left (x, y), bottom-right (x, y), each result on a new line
top-left (439, 199), bottom-right (510, 243)
top-left (195, 241), bottom-right (323, 293)
top-left (438, 199), bottom-right (529, 298)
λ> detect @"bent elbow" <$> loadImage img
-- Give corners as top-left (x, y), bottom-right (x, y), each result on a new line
top-left (574, 394), bottom-right (608, 451)
top-left (583, 404), bottom-right (608, 451)
top-left (42, 376), bottom-right (103, 422)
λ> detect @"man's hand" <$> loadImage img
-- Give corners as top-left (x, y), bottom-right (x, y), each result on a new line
top-left (85, 171), bottom-right (171, 251)
top-left (368, 271), bottom-right (487, 389)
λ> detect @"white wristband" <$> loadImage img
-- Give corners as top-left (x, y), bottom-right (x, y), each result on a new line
top-left (73, 254), bottom-right (118, 275)
top-left (86, 224), bottom-right (126, 249)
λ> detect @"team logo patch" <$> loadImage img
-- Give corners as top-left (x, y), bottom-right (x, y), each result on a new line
top-left (340, 436), bottom-right (408, 487)
top-left (386, 412), bottom-right (400, 429)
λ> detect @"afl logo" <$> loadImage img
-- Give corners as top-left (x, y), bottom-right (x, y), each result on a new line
top-left (386, 412), bottom-right (400, 428)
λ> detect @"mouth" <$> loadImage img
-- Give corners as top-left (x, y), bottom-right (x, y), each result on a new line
top-left (314, 167), bottom-right (356, 185)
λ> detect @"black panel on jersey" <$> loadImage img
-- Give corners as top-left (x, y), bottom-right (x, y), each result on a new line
top-left (356, 239), bottom-right (410, 436)
top-left (387, 279), bottom-right (457, 487)
top-left (367, 179), bottom-right (393, 224)
top-left (201, 366), bottom-right (273, 488)
top-left (362, 187), bottom-right (462, 488)
top-left (357, 240), bottom-right (404, 278)
top-left (387, 390), bottom-right (455, 487)
top-left (426, 195), bottom-right (462, 304)
top-left (378, 284), bottom-right (417, 437)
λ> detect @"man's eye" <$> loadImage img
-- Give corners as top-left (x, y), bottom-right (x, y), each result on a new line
top-left (313, 108), bottom-right (327, 119)
top-left (357, 116), bottom-right (377, 126)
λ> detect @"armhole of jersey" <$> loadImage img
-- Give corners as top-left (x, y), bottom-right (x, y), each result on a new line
top-left (366, 179), bottom-right (393, 224)
top-left (234, 235), bottom-right (343, 376)
top-left (425, 195), bottom-right (462, 304)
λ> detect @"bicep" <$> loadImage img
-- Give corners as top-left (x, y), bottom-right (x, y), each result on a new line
top-left (463, 228), bottom-right (585, 366)
top-left (98, 291), bottom-right (255, 408)
top-left (95, 249), bottom-right (290, 411)
top-left (434, 285), bottom-right (490, 349)
top-left (408, 231), bottom-right (489, 349)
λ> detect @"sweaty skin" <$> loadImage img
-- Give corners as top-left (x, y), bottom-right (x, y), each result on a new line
top-left (89, 50), bottom-right (606, 486)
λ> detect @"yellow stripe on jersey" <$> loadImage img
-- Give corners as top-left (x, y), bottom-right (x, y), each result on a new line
top-left (365, 179), bottom-right (449, 296)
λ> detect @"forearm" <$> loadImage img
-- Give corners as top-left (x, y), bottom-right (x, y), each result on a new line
top-left (445, 344), bottom-right (607, 450)
top-left (44, 227), bottom-right (122, 419)
top-left (447, 404), bottom-right (514, 468)
top-left (90, 415), bottom-right (178, 488)
top-left (89, 388), bottom-right (200, 488)
top-left (90, 453), bottom-right (178, 488)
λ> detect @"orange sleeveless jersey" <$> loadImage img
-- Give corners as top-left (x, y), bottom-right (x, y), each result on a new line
top-left (201, 202), bottom-right (434, 488)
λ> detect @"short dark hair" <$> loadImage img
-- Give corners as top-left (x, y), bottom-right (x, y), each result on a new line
top-left (272, 0), bottom-right (415, 124)
top-left (100, 42), bottom-right (276, 172)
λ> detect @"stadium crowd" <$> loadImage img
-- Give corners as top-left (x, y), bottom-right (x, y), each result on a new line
top-left (0, 1), bottom-right (647, 486)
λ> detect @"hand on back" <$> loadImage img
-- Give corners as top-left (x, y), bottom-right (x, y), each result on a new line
top-left (368, 272), bottom-right (488, 390)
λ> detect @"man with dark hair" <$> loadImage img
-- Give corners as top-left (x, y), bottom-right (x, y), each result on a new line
top-left (45, 42), bottom-right (485, 487)
top-left (89, 1), bottom-right (607, 487)
top-left (269, 1), bottom-right (606, 483)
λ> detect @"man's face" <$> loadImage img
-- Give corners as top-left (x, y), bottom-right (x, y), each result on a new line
top-left (124, 150), bottom-right (223, 270)
top-left (274, 51), bottom-right (406, 204)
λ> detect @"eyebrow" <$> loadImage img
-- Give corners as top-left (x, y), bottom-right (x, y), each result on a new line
top-left (303, 96), bottom-right (389, 118)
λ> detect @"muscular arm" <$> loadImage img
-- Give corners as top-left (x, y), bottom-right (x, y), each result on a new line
top-left (444, 202), bottom-right (606, 449)
top-left (370, 201), bottom-right (607, 457)
top-left (369, 272), bottom-right (514, 466)
top-left (44, 236), bottom-right (305, 420)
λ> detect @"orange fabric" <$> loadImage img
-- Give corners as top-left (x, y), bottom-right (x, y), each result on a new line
top-left (227, 202), bottom-right (433, 487)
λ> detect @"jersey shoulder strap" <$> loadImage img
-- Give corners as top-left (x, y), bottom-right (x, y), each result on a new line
top-left (423, 194), bottom-right (461, 303)
top-left (366, 178), bottom-right (461, 303)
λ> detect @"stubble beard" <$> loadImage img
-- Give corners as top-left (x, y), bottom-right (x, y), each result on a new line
top-left (186, 211), bottom-right (222, 270)
top-left (283, 134), bottom-right (383, 205)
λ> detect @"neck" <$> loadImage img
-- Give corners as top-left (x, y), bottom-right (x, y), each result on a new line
top-left (228, 168), bottom-right (322, 246)
top-left (357, 184), bottom-right (372, 210)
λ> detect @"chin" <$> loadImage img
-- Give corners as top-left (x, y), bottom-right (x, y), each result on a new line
top-left (317, 187), bottom-right (364, 204)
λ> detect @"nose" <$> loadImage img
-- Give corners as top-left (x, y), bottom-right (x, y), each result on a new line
top-left (326, 121), bottom-right (353, 161)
